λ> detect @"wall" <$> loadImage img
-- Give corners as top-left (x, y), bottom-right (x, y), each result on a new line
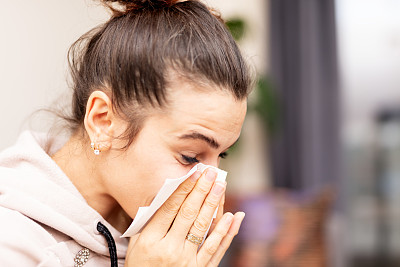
top-left (0, 0), bottom-right (108, 150)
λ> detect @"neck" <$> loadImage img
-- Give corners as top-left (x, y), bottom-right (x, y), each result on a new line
top-left (51, 133), bottom-right (132, 233)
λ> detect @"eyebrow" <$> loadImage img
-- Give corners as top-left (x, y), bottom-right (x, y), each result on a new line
top-left (179, 131), bottom-right (220, 149)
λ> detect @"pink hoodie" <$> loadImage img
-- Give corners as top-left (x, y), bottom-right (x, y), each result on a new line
top-left (0, 131), bottom-right (129, 266)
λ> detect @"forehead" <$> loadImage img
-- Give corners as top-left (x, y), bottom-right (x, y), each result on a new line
top-left (152, 80), bottom-right (247, 147)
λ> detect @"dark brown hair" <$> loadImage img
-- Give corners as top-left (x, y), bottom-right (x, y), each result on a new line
top-left (66, 0), bottom-right (252, 146)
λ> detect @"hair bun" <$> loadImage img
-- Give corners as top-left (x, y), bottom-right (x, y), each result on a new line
top-left (103, 0), bottom-right (180, 14)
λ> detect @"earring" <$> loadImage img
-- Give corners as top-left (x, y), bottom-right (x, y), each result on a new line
top-left (90, 142), bottom-right (101, 155)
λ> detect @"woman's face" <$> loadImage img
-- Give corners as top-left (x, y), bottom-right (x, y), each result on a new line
top-left (102, 81), bottom-right (247, 219)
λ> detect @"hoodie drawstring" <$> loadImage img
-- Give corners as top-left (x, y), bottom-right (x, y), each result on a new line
top-left (97, 221), bottom-right (118, 267)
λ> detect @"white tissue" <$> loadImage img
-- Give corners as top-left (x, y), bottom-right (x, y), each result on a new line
top-left (121, 163), bottom-right (227, 238)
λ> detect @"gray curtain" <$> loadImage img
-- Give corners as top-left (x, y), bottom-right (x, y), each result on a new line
top-left (269, 0), bottom-right (339, 190)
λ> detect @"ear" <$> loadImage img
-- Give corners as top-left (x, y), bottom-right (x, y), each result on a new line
top-left (84, 90), bottom-right (117, 152)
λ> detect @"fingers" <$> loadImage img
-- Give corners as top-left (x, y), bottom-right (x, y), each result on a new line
top-left (168, 168), bottom-right (218, 240)
top-left (205, 212), bottom-right (245, 267)
top-left (184, 181), bottom-right (226, 249)
top-left (218, 193), bottom-right (225, 218)
top-left (142, 170), bottom-right (202, 237)
top-left (198, 212), bottom-right (233, 264)
top-left (209, 192), bottom-right (225, 234)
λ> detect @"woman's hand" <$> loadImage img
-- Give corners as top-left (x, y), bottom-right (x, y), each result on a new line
top-left (125, 168), bottom-right (245, 267)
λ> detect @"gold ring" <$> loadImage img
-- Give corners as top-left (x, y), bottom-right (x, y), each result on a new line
top-left (186, 233), bottom-right (203, 245)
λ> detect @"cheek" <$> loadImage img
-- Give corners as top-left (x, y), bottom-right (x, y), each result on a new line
top-left (114, 144), bottom-right (192, 207)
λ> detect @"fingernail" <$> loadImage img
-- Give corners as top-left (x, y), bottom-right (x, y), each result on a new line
top-left (212, 182), bottom-right (225, 195)
top-left (237, 212), bottom-right (246, 222)
top-left (190, 170), bottom-right (202, 182)
top-left (206, 169), bottom-right (217, 181)
top-left (225, 213), bottom-right (233, 225)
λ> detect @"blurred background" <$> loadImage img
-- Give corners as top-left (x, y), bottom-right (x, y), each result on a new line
top-left (1, 0), bottom-right (400, 266)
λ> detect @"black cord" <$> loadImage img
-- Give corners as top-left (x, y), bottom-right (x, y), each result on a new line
top-left (97, 221), bottom-right (118, 267)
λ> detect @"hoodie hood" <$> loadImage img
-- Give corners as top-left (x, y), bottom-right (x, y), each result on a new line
top-left (0, 131), bottom-right (128, 259)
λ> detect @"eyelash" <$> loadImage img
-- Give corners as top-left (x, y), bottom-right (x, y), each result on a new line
top-left (181, 155), bottom-right (199, 164)
top-left (181, 152), bottom-right (229, 164)
top-left (219, 152), bottom-right (228, 159)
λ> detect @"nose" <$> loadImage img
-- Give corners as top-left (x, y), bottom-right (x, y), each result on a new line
top-left (203, 157), bottom-right (220, 168)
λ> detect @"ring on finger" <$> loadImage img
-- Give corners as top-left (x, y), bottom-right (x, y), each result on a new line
top-left (186, 233), bottom-right (203, 245)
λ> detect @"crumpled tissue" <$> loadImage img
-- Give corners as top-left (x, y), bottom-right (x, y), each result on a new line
top-left (121, 163), bottom-right (227, 238)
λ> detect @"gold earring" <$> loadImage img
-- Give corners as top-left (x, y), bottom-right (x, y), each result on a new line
top-left (90, 142), bottom-right (101, 155)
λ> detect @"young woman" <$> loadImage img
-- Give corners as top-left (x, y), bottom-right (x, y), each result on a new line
top-left (0, 0), bottom-right (252, 266)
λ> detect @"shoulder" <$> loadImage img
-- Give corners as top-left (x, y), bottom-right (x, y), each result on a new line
top-left (0, 206), bottom-right (59, 266)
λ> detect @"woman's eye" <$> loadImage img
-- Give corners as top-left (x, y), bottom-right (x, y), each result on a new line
top-left (181, 154), bottom-right (199, 164)
top-left (219, 152), bottom-right (228, 159)
top-left (180, 152), bottom-right (228, 165)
